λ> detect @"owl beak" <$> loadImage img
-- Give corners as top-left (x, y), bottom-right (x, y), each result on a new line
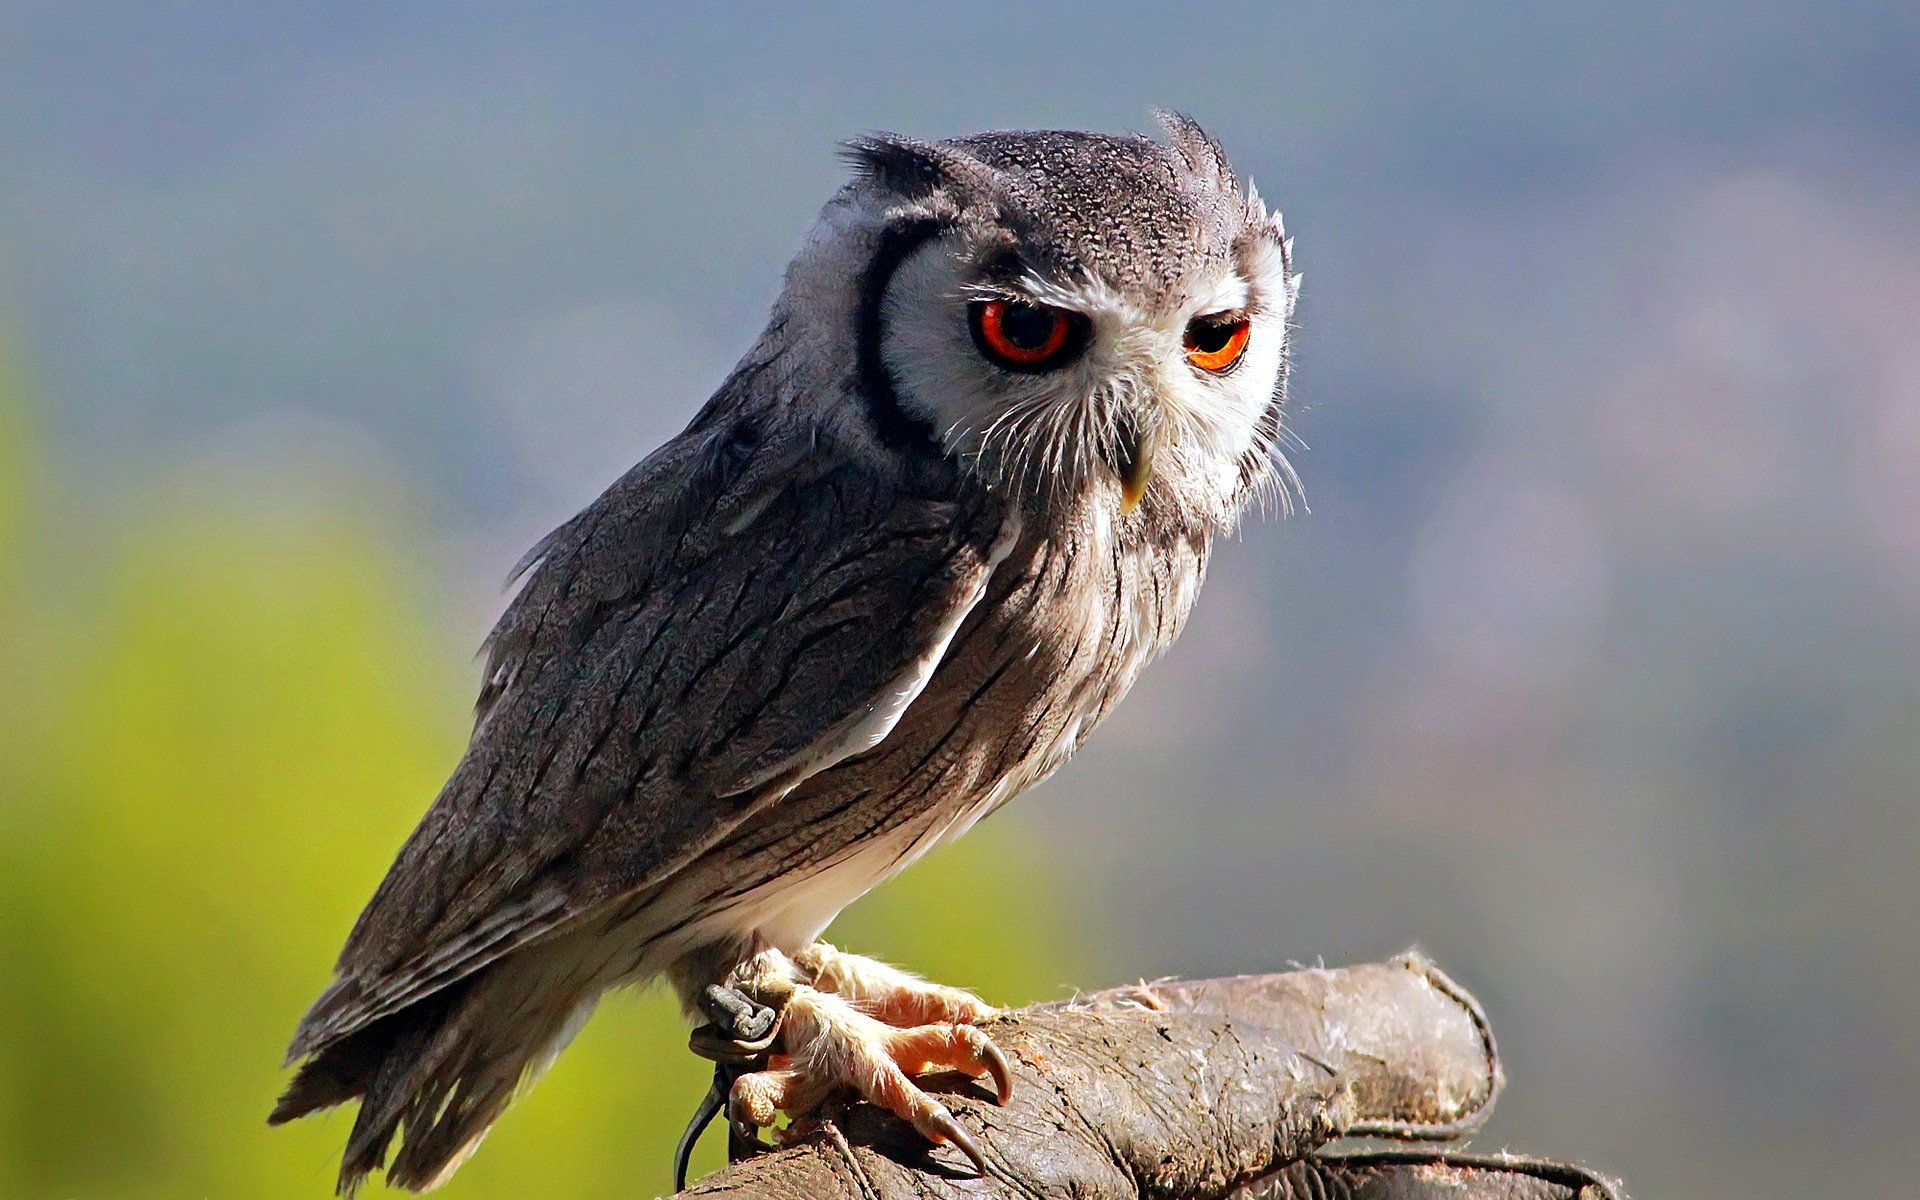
top-left (1116, 425), bottom-right (1157, 514)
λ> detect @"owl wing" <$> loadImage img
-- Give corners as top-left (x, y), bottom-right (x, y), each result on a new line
top-left (285, 419), bottom-right (1010, 1062)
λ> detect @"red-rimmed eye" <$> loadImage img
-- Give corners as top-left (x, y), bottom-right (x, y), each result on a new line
top-left (1184, 314), bottom-right (1251, 373)
top-left (969, 298), bottom-right (1083, 372)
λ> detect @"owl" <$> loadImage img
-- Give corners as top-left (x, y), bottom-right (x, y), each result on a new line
top-left (271, 113), bottom-right (1299, 1193)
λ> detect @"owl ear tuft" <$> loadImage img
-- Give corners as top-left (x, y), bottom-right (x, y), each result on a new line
top-left (1153, 110), bottom-right (1236, 187)
top-left (841, 133), bottom-right (978, 199)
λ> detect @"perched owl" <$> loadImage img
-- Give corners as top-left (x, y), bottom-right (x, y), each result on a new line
top-left (271, 114), bottom-right (1299, 1193)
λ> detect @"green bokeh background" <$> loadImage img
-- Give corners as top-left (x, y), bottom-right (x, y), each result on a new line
top-left (0, 358), bottom-right (1085, 1198)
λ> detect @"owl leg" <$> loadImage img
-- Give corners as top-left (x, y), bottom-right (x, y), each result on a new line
top-left (793, 941), bottom-right (1000, 1026)
top-left (722, 949), bottom-right (1011, 1175)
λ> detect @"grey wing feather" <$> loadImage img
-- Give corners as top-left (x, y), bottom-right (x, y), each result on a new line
top-left (286, 417), bottom-right (1004, 1062)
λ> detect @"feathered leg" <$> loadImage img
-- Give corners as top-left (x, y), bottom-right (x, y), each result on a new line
top-left (793, 941), bottom-right (1000, 1026)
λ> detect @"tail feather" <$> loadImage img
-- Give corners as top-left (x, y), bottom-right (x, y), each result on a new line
top-left (286, 886), bottom-right (571, 1066)
top-left (272, 964), bottom-right (593, 1194)
top-left (268, 1018), bottom-right (401, 1125)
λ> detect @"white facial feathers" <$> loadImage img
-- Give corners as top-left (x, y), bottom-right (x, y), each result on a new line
top-left (875, 223), bottom-right (1295, 522)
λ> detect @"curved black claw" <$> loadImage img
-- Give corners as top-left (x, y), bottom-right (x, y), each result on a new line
top-left (727, 1090), bottom-right (770, 1164)
top-left (924, 1106), bottom-right (992, 1178)
top-left (977, 1032), bottom-right (1015, 1106)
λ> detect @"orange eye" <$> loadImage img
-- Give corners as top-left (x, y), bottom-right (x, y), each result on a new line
top-left (969, 298), bottom-right (1083, 372)
top-left (1184, 314), bottom-right (1251, 373)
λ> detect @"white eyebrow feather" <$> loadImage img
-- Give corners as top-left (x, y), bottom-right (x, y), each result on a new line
top-left (1190, 272), bottom-right (1250, 316)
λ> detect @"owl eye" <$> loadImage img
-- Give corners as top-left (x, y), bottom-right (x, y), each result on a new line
top-left (1184, 313), bottom-right (1251, 373)
top-left (969, 298), bottom-right (1084, 372)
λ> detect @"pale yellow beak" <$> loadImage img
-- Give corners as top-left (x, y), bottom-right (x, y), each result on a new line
top-left (1117, 426), bottom-right (1157, 514)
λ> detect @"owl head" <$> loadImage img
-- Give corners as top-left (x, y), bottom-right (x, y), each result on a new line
top-left (756, 114), bottom-right (1298, 530)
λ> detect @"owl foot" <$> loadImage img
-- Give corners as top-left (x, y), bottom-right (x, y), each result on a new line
top-left (705, 946), bottom-right (1010, 1176)
top-left (727, 986), bottom-right (1011, 1174)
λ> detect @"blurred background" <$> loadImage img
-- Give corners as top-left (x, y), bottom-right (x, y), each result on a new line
top-left (2, 3), bottom-right (1917, 1197)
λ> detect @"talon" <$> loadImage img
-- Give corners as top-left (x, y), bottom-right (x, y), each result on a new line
top-left (726, 1086), bottom-right (770, 1161)
top-left (919, 1104), bottom-right (990, 1176)
top-left (776, 1116), bottom-right (825, 1146)
top-left (972, 1029), bottom-right (1015, 1105)
top-left (697, 957), bottom-right (1008, 1174)
top-left (886, 1022), bottom-right (1016, 1106)
top-left (730, 1115), bottom-right (766, 1159)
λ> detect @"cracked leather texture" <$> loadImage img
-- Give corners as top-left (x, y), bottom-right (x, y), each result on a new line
top-left (674, 954), bottom-right (1624, 1199)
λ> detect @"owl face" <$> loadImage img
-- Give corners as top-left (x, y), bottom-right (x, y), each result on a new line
top-left (834, 120), bottom-right (1297, 526)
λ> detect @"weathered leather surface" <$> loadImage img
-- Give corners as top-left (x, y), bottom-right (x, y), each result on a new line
top-left (1233, 1151), bottom-right (1624, 1199)
top-left (676, 955), bottom-right (1619, 1200)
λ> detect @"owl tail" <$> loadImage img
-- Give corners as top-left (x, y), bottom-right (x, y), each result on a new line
top-left (270, 968), bottom-right (596, 1194)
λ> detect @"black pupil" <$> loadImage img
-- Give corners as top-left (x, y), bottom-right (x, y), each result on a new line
top-left (999, 302), bottom-right (1058, 351)
top-left (1188, 319), bottom-right (1236, 354)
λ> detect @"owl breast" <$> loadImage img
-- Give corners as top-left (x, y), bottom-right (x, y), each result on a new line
top-left (675, 495), bottom-right (1212, 958)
